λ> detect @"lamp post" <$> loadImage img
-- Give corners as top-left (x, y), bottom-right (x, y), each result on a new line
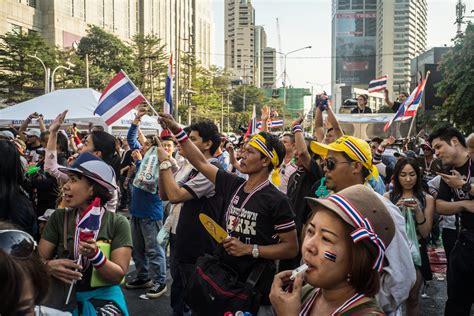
top-left (27, 54), bottom-right (50, 94)
top-left (51, 62), bottom-right (75, 91)
top-left (276, 46), bottom-right (311, 107)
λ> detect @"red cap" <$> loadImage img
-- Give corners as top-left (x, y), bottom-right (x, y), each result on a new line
top-left (160, 129), bottom-right (172, 139)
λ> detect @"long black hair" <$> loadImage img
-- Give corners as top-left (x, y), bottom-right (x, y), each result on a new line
top-left (389, 157), bottom-right (426, 208)
top-left (0, 140), bottom-right (25, 213)
top-left (89, 131), bottom-right (121, 179)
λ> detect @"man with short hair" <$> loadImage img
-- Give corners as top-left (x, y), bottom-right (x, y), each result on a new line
top-left (466, 133), bottom-right (474, 160)
top-left (158, 120), bottom-right (224, 315)
top-left (159, 113), bottom-right (298, 314)
top-left (310, 135), bottom-right (416, 315)
top-left (428, 127), bottom-right (474, 315)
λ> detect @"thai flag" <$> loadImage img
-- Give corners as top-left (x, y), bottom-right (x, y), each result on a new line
top-left (368, 75), bottom-right (388, 93)
top-left (94, 70), bottom-right (146, 125)
top-left (164, 54), bottom-right (173, 114)
top-left (383, 77), bottom-right (427, 132)
top-left (74, 198), bottom-right (103, 265)
top-left (256, 119), bottom-right (284, 129)
top-left (245, 105), bottom-right (257, 139)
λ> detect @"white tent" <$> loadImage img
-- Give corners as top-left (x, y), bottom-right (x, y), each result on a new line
top-left (0, 88), bottom-right (162, 134)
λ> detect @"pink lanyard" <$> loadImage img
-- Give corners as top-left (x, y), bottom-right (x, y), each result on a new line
top-left (299, 289), bottom-right (366, 316)
top-left (225, 180), bottom-right (269, 234)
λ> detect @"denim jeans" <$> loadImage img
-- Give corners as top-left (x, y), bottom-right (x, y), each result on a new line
top-left (130, 216), bottom-right (166, 285)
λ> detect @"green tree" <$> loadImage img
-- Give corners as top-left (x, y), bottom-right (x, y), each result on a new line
top-left (0, 31), bottom-right (57, 104)
top-left (435, 23), bottom-right (474, 133)
top-left (231, 85), bottom-right (266, 113)
top-left (76, 25), bottom-right (135, 90)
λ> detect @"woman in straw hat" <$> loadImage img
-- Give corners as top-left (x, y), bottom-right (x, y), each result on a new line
top-left (270, 185), bottom-right (395, 315)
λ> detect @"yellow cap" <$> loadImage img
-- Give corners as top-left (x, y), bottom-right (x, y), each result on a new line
top-left (310, 135), bottom-right (378, 180)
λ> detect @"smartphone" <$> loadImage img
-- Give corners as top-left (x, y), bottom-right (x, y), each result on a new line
top-left (400, 197), bottom-right (416, 203)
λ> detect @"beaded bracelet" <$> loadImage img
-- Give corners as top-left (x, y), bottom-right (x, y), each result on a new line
top-left (174, 128), bottom-right (188, 143)
top-left (89, 248), bottom-right (107, 269)
top-left (292, 124), bottom-right (303, 134)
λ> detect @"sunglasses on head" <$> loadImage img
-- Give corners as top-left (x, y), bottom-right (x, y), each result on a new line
top-left (323, 158), bottom-right (351, 171)
top-left (0, 230), bottom-right (37, 259)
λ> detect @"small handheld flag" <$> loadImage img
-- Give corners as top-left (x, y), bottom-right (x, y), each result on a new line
top-left (94, 70), bottom-right (146, 125)
top-left (256, 119), bottom-right (284, 129)
top-left (244, 105), bottom-right (257, 140)
top-left (368, 75), bottom-right (388, 93)
top-left (164, 54), bottom-right (173, 114)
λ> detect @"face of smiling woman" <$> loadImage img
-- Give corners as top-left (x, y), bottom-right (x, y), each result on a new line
top-left (62, 173), bottom-right (94, 211)
top-left (302, 208), bottom-right (353, 291)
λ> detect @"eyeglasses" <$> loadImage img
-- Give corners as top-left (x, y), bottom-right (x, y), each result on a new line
top-left (323, 158), bottom-right (351, 171)
top-left (0, 230), bottom-right (37, 259)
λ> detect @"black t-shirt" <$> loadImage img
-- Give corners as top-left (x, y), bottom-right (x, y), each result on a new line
top-left (216, 169), bottom-right (296, 300)
top-left (437, 158), bottom-right (474, 229)
top-left (0, 188), bottom-right (37, 238)
top-left (287, 160), bottom-right (323, 233)
top-left (175, 162), bottom-right (225, 264)
top-left (351, 107), bottom-right (372, 114)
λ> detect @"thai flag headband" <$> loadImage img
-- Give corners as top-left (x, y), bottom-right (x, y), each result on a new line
top-left (327, 194), bottom-right (386, 272)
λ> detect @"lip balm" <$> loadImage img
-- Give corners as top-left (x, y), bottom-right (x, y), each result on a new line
top-left (290, 263), bottom-right (309, 280)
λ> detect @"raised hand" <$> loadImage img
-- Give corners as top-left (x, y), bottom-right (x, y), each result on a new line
top-left (292, 112), bottom-right (305, 127)
top-left (49, 110), bottom-right (68, 133)
top-left (135, 107), bottom-right (147, 119)
top-left (261, 105), bottom-right (270, 122)
top-left (158, 112), bottom-right (180, 134)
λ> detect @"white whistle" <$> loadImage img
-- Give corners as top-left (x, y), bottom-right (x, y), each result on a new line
top-left (290, 263), bottom-right (308, 280)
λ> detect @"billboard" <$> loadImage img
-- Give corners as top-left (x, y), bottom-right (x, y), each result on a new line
top-left (335, 11), bottom-right (376, 85)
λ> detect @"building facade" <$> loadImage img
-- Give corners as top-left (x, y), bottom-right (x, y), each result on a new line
top-left (376, 0), bottom-right (427, 97)
top-left (224, 0), bottom-right (255, 85)
top-left (262, 47), bottom-right (276, 88)
top-left (331, 0), bottom-right (377, 111)
top-left (0, 0), bottom-right (213, 68)
top-left (254, 25), bottom-right (266, 88)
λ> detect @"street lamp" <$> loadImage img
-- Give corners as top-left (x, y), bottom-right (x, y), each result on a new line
top-left (51, 62), bottom-right (75, 91)
top-left (27, 54), bottom-right (49, 94)
top-left (276, 45), bottom-right (312, 107)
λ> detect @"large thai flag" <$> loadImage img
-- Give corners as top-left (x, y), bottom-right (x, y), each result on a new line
top-left (256, 119), bottom-right (284, 129)
top-left (164, 54), bottom-right (173, 114)
top-left (383, 77), bottom-right (427, 132)
top-left (368, 75), bottom-right (388, 93)
top-left (245, 105), bottom-right (257, 139)
top-left (74, 198), bottom-right (103, 264)
top-left (94, 70), bottom-right (146, 125)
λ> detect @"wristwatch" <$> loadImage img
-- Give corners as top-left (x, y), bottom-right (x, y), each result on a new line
top-left (252, 244), bottom-right (259, 258)
top-left (159, 160), bottom-right (173, 171)
top-left (462, 182), bottom-right (472, 193)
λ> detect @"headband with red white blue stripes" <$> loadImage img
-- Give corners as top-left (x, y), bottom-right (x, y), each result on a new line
top-left (327, 193), bottom-right (386, 272)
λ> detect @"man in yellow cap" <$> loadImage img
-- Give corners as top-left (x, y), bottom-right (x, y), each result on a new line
top-left (158, 113), bottom-right (298, 315)
top-left (309, 135), bottom-right (416, 315)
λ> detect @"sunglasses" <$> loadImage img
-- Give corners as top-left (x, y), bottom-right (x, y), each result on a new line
top-left (0, 230), bottom-right (37, 259)
top-left (323, 158), bottom-right (351, 171)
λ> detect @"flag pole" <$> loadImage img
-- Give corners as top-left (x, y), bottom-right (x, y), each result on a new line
top-left (405, 70), bottom-right (430, 140)
top-left (65, 255), bottom-right (82, 305)
top-left (120, 69), bottom-right (160, 117)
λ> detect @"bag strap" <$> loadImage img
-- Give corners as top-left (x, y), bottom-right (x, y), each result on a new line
top-left (244, 260), bottom-right (267, 288)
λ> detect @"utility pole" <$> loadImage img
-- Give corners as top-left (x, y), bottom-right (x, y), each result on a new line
top-left (456, 0), bottom-right (466, 35)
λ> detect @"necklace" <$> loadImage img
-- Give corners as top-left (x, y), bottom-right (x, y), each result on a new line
top-left (300, 289), bottom-right (366, 316)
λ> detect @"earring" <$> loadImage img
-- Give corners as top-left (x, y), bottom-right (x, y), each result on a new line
top-left (346, 273), bottom-right (352, 283)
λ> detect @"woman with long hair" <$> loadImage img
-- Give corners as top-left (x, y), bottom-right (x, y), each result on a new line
top-left (45, 111), bottom-right (120, 212)
top-left (384, 157), bottom-right (434, 316)
top-left (270, 185), bottom-right (394, 315)
top-left (0, 140), bottom-right (37, 236)
top-left (39, 153), bottom-right (132, 315)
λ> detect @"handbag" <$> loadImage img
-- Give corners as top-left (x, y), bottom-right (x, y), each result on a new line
top-left (184, 253), bottom-right (267, 316)
top-left (132, 146), bottom-right (159, 193)
top-left (41, 210), bottom-right (77, 312)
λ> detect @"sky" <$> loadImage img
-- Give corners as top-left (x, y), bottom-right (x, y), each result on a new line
top-left (211, 0), bottom-right (472, 95)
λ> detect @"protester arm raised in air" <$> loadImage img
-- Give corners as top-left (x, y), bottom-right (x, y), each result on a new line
top-left (44, 111), bottom-right (69, 183)
top-left (158, 113), bottom-right (219, 184)
top-left (292, 113), bottom-right (312, 171)
top-left (325, 105), bottom-right (344, 139)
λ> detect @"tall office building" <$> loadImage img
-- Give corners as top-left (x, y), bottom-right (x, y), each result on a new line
top-left (254, 25), bottom-right (267, 87)
top-left (0, 0), bottom-right (214, 68)
top-left (377, 0), bottom-right (427, 95)
top-left (224, 0), bottom-right (255, 85)
top-left (331, 0), bottom-right (377, 109)
top-left (262, 47), bottom-right (276, 88)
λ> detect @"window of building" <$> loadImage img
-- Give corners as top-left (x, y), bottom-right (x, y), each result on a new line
top-left (338, 0), bottom-right (350, 10)
top-left (9, 23), bottom-right (21, 33)
top-left (26, 0), bottom-right (36, 8)
top-left (65, 0), bottom-right (74, 17)
top-left (365, 0), bottom-right (376, 10)
top-left (352, 0), bottom-right (363, 10)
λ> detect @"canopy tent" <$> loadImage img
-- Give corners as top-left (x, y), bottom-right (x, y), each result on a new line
top-left (0, 88), bottom-right (161, 134)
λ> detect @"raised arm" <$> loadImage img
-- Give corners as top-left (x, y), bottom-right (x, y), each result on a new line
top-left (159, 113), bottom-right (219, 184)
top-left (127, 108), bottom-right (146, 150)
top-left (19, 112), bottom-right (39, 141)
top-left (313, 106), bottom-right (324, 142)
top-left (384, 89), bottom-right (394, 108)
top-left (44, 111), bottom-right (69, 182)
top-left (226, 142), bottom-right (245, 174)
top-left (292, 114), bottom-right (312, 171)
top-left (326, 105), bottom-right (343, 138)
top-left (260, 105), bottom-right (270, 133)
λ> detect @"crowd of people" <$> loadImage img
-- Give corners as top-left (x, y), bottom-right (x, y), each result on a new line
top-left (0, 96), bottom-right (473, 316)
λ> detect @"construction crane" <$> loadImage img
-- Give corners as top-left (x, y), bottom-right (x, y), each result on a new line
top-left (276, 18), bottom-right (284, 88)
